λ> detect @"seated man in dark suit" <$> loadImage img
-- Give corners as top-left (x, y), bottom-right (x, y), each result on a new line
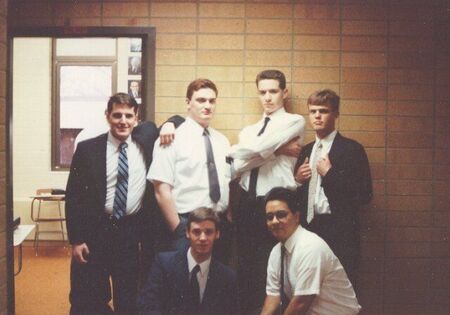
top-left (137, 207), bottom-right (238, 315)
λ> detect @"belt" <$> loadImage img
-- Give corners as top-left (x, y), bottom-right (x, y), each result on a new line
top-left (103, 210), bottom-right (142, 228)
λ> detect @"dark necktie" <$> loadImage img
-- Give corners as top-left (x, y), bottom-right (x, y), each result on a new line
top-left (112, 142), bottom-right (128, 219)
top-left (248, 116), bottom-right (270, 198)
top-left (280, 245), bottom-right (290, 313)
top-left (190, 264), bottom-right (201, 308)
top-left (203, 129), bottom-right (221, 203)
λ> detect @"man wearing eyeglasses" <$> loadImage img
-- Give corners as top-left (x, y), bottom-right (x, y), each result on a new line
top-left (261, 187), bottom-right (360, 315)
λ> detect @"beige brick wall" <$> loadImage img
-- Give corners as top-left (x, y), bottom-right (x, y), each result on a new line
top-left (7, 1), bottom-right (450, 314)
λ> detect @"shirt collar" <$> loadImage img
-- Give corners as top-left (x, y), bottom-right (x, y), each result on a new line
top-left (185, 116), bottom-right (209, 137)
top-left (107, 131), bottom-right (132, 150)
top-left (282, 226), bottom-right (302, 255)
top-left (315, 129), bottom-right (337, 146)
top-left (187, 247), bottom-right (211, 276)
top-left (263, 106), bottom-right (286, 120)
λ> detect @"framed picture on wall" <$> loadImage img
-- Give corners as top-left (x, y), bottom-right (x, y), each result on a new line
top-left (128, 79), bottom-right (142, 104)
top-left (128, 56), bottom-right (141, 75)
top-left (130, 38), bottom-right (142, 52)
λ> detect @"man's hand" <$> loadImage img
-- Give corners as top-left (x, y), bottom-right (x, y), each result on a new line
top-left (159, 122), bottom-right (176, 146)
top-left (275, 136), bottom-right (302, 158)
top-left (72, 243), bottom-right (90, 264)
top-left (295, 157), bottom-right (311, 183)
top-left (317, 154), bottom-right (332, 177)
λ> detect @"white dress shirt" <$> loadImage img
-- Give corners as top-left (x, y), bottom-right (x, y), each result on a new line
top-left (229, 107), bottom-right (305, 196)
top-left (104, 131), bottom-right (147, 216)
top-left (187, 247), bottom-right (211, 303)
top-left (147, 117), bottom-right (231, 214)
top-left (266, 226), bottom-right (361, 315)
top-left (310, 130), bottom-right (337, 215)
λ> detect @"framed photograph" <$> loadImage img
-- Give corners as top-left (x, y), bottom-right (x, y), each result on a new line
top-left (128, 79), bottom-right (142, 104)
top-left (130, 38), bottom-right (142, 52)
top-left (128, 56), bottom-right (141, 75)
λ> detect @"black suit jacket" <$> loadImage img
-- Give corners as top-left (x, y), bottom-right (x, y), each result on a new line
top-left (295, 132), bottom-right (372, 266)
top-left (137, 249), bottom-right (238, 315)
top-left (65, 117), bottom-right (185, 246)
top-left (65, 122), bottom-right (158, 245)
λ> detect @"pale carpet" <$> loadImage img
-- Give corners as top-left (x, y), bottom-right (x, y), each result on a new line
top-left (15, 244), bottom-right (71, 315)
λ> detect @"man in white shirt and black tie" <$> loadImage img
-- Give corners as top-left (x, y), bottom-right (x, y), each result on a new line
top-left (147, 79), bottom-right (231, 255)
top-left (228, 70), bottom-right (305, 314)
top-left (261, 187), bottom-right (361, 315)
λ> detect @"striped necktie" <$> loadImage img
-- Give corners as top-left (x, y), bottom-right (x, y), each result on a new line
top-left (112, 142), bottom-right (128, 219)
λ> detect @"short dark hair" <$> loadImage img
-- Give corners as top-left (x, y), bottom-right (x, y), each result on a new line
top-left (264, 187), bottom-right (300, 214)
top-left (256, 69), bottom-right (286, 90)
top-left (186, 78), bottom-right (218, 100)
top-left (187, 207), bottom-right (220, 230)
top-left (107, 92), bottom-right (139, 114)
top-left (307, 89), bottom-right (340, 113)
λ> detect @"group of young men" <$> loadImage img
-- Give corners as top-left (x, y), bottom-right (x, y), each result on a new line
top-left (65, 69), bottom-right (373, 315)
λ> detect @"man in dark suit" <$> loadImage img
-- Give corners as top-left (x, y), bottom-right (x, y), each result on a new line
top-left (294, 89), bottom-right (372, 285)
top-left (137, 207), bottom-right (238, 315)
top-left (66, 93), bottom-right (182, 315)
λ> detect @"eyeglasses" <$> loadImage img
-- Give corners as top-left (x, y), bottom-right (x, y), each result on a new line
top-left (266, 210), bottom-right (289, 221)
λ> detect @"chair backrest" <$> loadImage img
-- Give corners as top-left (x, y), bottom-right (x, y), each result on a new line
top-left (36, 188), bottom-right (53, 195)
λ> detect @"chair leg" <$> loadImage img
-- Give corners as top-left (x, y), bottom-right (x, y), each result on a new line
top-left (34, 222), bottom-right (39, 256)
top-left (58, 201), bottom-right (65, 243)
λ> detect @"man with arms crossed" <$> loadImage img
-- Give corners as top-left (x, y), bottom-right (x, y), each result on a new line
top-left (294, 89), bottom-right (372, 285)
top-left (137, 207), bottom-right (237, 315)
top-left (148, 79), bottom-right (231, 253)
top-left (228, 70), bottom-right (305, 313)
top-left (261, 187), bottom-right (360, 315)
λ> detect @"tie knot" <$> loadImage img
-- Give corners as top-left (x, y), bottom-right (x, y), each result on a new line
top-left (119, 142), bottom-right (128, 150)
top-left (317, 141), bottom-right (323, 149)
top-left (192, 264), bottom-right (201, 277)
top-left (203, 128), bottom-right (210, 136)
top-left (264, 117), bottom-right (270, 124)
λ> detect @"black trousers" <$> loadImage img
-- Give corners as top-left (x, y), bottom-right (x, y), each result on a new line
top-left (307, 213), bottom-right (360, 288)
top-left (69, 213), bottom-right (142, 315)
top-left (235, 188), bottom-right (276, 314)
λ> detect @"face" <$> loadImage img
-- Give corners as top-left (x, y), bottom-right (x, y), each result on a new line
top-left (186, 88), bottom-right (217, 128)
top-left (106, 103), bottom-right (138, 142)
top-left (308, 104), bottom-right (338, 139)
top-left (186, 220), bottom-right (220, 259)
top-left (266, 200), bottom-right (299, 243)
top-left (130, 81), bottom-right (139, 93)
top-left (257, 79), bottom-right (287, 115)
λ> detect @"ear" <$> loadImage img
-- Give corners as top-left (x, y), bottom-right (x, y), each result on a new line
top-left (282, 88), bottom-right (288, 100)
top-left (185, 228), bottom-right (190, 239)
top-left (186, 98), bottom-right (191, 110)
top-left (294, 211), bottom-right (300, 225)
top-left (215, 230), bottom-right (220, 240)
